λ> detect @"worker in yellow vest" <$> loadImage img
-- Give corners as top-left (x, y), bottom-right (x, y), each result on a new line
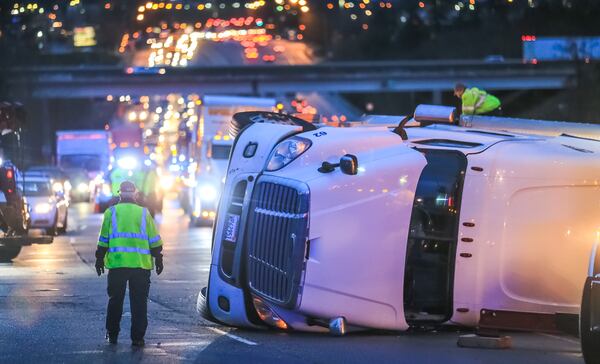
top-left (454, 83), bottom-right (502, 116)
top-left (95, 181), bottom-right (164, 347)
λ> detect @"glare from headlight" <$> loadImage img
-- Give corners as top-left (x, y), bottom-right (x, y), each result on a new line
top-left (266, 136), bottom-right (312, 171)
top-left (52, 182), bottom-right (63, 193)
top-left (35, 202), bottom-right (52, 214)
top-left (102, 183), bottom-right (112, 197)
top-left (77, 182), bottom-right (89, 193)
top-left (117, 156), bottom-right (138, 170)
top-left (199, 184), bottom-right (218, 201)
top-left (160, 176), bottom-right (175, 191)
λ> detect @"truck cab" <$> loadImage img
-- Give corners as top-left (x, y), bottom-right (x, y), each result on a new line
top-left (199, 106), bottom-right (600, 335)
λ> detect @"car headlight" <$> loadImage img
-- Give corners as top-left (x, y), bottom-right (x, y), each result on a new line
top-left (266, 136), bottom-right (312, 171)
top-left (77, 182), bottom-right (89, 193)
top-left (35, 202), bottom-right (52, 214)
top-left (199, 184), bottom-right (218, 201)
top-left (52, 182), bottom-right (63, 193)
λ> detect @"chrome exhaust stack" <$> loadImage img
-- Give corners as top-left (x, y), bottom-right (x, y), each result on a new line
top-left (329, 317), bottom-right (347, 336)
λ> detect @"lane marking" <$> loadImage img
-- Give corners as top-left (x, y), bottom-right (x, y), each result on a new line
top-left (156, 341), bottom-right (210, 347)
top-left (207, 327), bottom-right (258, 346)
top-left (537, 333), bottom-right (580, 345)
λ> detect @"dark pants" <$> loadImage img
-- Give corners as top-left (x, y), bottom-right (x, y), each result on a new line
top-left (106, 268), bottom-right (151, 341)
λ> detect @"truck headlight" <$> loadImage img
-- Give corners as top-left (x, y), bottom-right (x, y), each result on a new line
top-left (266, 136), bottom-right (312, 171)
top-left (117, 156), bottom-right (138, 170)
top-left (35, 202), bottom-right (52, 214)
top-left (199, 184), bottom-right (218, 201)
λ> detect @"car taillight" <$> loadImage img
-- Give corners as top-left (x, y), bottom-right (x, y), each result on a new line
top-left (5, 168), bottom-right (15, 194)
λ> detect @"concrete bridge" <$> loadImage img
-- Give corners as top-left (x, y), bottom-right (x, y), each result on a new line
top-left (2, 60), bottom-right (577, 101)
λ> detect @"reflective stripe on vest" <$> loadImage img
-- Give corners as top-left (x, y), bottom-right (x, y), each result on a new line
top-left (475, 94), bottom-right (487, 109)
top-left (108, 246), bottom-right (151, 255)
top-left (149, 235), bottom-right (162, 246)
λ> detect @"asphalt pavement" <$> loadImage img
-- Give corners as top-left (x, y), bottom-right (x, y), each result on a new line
top-left (0, 200), bottom-right (585, 363)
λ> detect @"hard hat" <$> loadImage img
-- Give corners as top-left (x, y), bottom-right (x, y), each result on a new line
top-left (119, 181), bottom-right (137, 194)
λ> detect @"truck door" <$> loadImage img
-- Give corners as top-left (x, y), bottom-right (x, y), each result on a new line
top-left (403, 149), bottom-right (467, 325)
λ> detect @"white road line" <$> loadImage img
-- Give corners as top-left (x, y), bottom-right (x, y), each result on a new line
top-left (79, 225), bottom-right (87, 231)
top-left (156, 341), bottom-right (211, 347)
top-left (207, 327), bottom-right (258, 346)
top-left (537, 333), bottom-right (580, 345)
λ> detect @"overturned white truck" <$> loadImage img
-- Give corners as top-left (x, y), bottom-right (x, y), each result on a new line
top-left (198, 106), bottom-right (600, 343)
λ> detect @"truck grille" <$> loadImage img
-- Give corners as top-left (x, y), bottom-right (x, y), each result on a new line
top-left (246, 176), bottom-right (309, 308)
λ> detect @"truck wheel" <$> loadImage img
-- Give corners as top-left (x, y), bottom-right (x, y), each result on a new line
top-left (230, 111), bottom-right (317, 138)
top-left (197, 286), bottom-right (221, 324)
top-left (581, 277), bottom-right (600, 364)
top-left (0, 246), bottom-right (22, 262)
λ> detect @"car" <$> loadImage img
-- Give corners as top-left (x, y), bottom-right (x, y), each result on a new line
top-left (198, 106), bottom-right (600, 335)
top-left (26, 166), bottom-right (72, 201)
top-left (0, 161), bottom-right (31, 261)
top-left (23, 174), bottom-right (68, 236)
top-left (64, 168), bottom-right (91, 203)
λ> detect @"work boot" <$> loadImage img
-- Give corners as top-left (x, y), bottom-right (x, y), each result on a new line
top-left (105, 332), bottom-right (118, 344)
top-left (131, 339), bottom-right (145, 347)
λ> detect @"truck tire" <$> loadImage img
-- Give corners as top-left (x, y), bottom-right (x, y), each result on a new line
top-left (581, 277), bottom-right (600, 364)
top-left (196, 286), bottom-right (222, 325)
top-left (0, 245), bottom-right (22, 262)
top-left (229, 112), bottom-right (317, 138)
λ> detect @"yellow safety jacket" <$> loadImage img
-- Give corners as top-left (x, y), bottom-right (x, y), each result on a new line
top-left (97, 203), bottom-right (162, 270)
top-left (461, 87), bottom-right (501, 115)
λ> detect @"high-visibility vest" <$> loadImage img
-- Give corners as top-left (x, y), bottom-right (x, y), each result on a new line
top-left (97, 203), bottom-right (162, 270)
top-left (461, 87), bottom-right (501, 115)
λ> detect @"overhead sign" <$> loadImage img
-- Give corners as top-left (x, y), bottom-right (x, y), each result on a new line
top-left (523, 36), bottom-right (600, 62)
top-left (73, 26), bottom-right (96, 47)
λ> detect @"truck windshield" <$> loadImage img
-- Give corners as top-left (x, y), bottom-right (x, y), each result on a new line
top-left (211, 145), bottom-right (232, 160)
top-left (23, 181), bottom-right (51, 196)
top-left (60, 155), bottom-right (102, 171)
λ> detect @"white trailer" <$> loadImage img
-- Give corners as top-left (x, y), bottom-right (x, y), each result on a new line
top-left (190, 95), bottom-right (276, 226)
top-left (198, 106), bottom-right (600, 338)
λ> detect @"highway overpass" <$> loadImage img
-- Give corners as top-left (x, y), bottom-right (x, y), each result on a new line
top-left (2, 60), bottom-right (577, 99)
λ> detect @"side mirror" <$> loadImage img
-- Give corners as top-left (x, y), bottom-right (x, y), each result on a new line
top-left (340, 154), bottom-right (358, 175)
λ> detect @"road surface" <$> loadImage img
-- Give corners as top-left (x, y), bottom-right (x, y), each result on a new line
top-left (0, 201), bottom-right (585, 363)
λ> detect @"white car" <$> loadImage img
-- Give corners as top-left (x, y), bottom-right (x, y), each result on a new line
top-left (23, 175), bottom-right (69, 236)
top-left (199, 106), bottom-right (600, 336)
